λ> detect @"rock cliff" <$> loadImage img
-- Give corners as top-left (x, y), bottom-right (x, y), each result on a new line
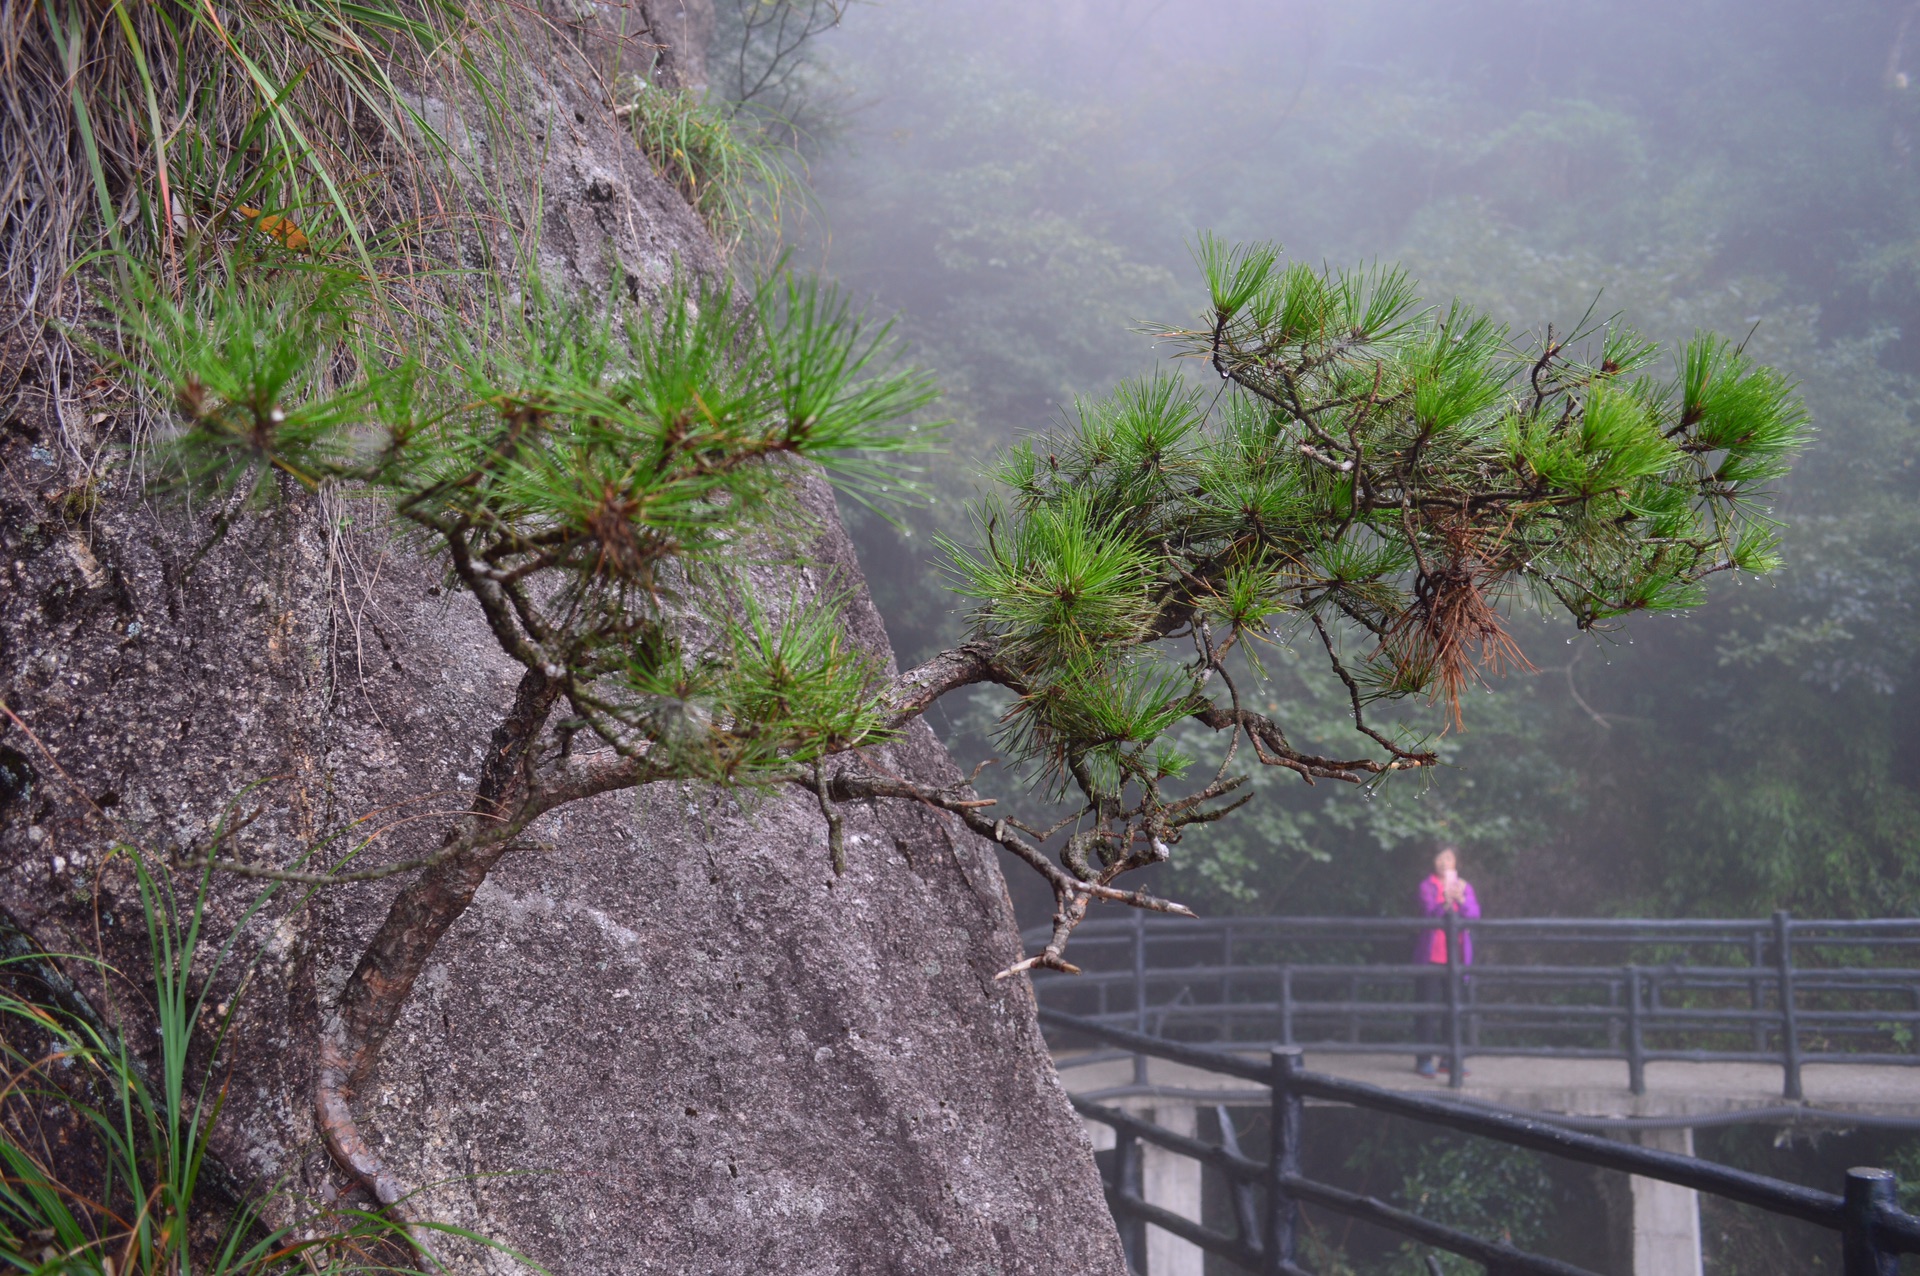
top-left (0, 4), bottom-right (1125, 1271)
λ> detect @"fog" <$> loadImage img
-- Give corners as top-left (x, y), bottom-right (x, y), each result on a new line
top-left (787, 0), bottom-right (1919, 910)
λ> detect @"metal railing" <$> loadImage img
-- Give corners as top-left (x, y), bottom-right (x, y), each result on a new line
top-left (1044, 1007), bottom-right (1920, 1276)
top-left (1027, 912), bottom-right (1920, 1096)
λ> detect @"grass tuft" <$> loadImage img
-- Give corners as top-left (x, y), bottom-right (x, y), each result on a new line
top-left (616, 74), bottom-right (805, 252)
top-left (0, 851), bottom-right (495, 1275)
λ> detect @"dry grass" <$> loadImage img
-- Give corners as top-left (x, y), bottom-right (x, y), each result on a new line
top-left (617, 71), bottom-right (807, 254)
top-left (1, 2), bottom-right (480, 311)
top-left (0, 1), bottom-right (580, 488)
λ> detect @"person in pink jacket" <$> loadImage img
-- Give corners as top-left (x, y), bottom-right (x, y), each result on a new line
top-left (1414, 845), bottom-right (1480, 1078)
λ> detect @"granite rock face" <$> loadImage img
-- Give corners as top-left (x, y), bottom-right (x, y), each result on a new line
top-left (317, 474), bottom-right (1124, 1274)
top-left (0, 5), bottom-right (1126, 1272)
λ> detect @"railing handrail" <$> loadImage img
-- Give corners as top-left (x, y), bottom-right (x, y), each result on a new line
top-left (1028, 910), bottom-right (1920, 1103)
top-left (1030, 913), bottom-right (1920, 938)
top-left (1051, 961), bottom-right (1920, 983)
top-left (1042, 1006), bottom-right (1920, 1274)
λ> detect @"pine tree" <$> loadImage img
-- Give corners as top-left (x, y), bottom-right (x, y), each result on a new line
top-left (137, 237), bottom-right (1801, 1208)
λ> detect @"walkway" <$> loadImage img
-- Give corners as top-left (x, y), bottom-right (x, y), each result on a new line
top-left (1057, 1049), bottom-right (1920, 1122)
top-left (1031, 913), bottom-right (1920, 1275)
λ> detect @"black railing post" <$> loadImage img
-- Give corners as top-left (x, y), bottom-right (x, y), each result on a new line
top-left (1112, 1128), bottom-right (1146, 1271)
top-left (1267, 1047), bottom-right (1304, 1275)
top-left (1750, 929), bottom-right (1768, 1053)
top-left (1626, 964), bottom-right (1646, 1096)
top-left (1280, 965), bottom-right (1295, 1046)
top-left (1775, 909), bottom-right (1803, 1101)
top-left (1133, 909), bottom-right (1149, 1088)
top-left (1445, 910), bottom-right (1465, 1089)
top-left (1842, 1167), bottom-right (1897, 1276)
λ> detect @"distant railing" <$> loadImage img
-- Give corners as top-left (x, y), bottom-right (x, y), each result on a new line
top-left (1043, 1007), bottom-right (1920, 1276)
top-left (1025, 913), bottom-right (1920, 1096)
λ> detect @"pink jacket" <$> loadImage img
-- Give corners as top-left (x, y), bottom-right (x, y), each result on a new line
top-left (1417, 875), bottom-right (1480, 965)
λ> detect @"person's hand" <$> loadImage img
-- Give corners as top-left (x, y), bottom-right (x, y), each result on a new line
top-left (1444, 879), bottom-right (1465, 907)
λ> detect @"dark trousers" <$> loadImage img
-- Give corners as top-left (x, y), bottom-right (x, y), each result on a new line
top-left (1414, 969), bottom-right (1448, 1064)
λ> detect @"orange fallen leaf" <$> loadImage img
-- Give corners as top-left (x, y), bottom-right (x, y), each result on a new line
top-left (233, 204), bottom-right (309, 251)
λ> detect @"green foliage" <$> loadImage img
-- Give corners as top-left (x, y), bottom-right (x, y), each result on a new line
top-left (125, 263), bottom-right (931, 785)
top-left (0, 855), bottom-right (484, 1275)
top-left (1389, 1138), bottom-right (1554, 1276)
top-left (707, 593), bottom-right (888, 762)
top-left (943, 244), bottom-right (1800, 827)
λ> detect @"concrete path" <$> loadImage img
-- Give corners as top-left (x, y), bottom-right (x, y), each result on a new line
top-left (1057, 1048), bottom-right (1920, 1120)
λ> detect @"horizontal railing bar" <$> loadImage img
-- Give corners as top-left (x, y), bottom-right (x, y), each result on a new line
top-left (1277, 1174), bottom-right (1604, 1276)
top-left (1067, 1000), bottom-right (1920, 1029)
top-left (1040, 916), bottom-right (1920, 935)
top-left (1038, 1006), bottom-right (1270, 1083)
top-left (1281, 1075), bottom-right (1846, 1227)
top-left (1057, 994), bottom-right (1920, 1023)
top-left (1069, 1095), bottom-right (1265, 1183)
top-left (1081, 1001), bottom-right (1781, 1025)
top-left (1048, 963), bottom-right (1920, 985)
top-left (1132, 1000), bottom-right (1752, 1020)
top-left (1064, 1088), bottom-right (1920, 1136)
top-left (1101, 1189), bottom-right (1267, 1271)
top-left (1055, 1016), bottom-right (1920, 1059)
top-left (1056, 1031), bottom-right (1920, 1068)
top-left (1873, 1201), bottom-right (1920, 1255)
top-left (1136, 1003), bottom-right (1920, 1027)
top-left (1081, 930), bottom-right (1920, 946)
top-left (1123, 995), bottom-right (1920, 1015)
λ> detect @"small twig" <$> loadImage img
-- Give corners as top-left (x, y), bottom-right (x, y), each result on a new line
top-left (817, 766), bottom-right (1197, 977)
top-left (1308, 610), bottom-right (1430, 763)
top-left (810, 759), bottom-right (846, 875)
top-left (1565, 646), bottom-right (1612, 730)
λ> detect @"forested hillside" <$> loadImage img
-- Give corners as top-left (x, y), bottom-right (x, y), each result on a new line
top-left (798, 0), bottom-right (1920, 922)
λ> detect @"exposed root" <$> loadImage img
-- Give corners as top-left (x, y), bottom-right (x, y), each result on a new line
top-left (315, 1022), bottom-right (406, 1209)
